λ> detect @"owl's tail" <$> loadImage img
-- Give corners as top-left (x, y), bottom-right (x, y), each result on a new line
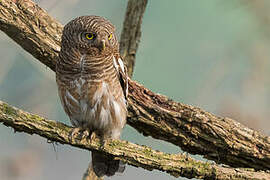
top-left (91, 151), bottom-right (125, 177)
top-left (82, 163), bottom-right (102, 180)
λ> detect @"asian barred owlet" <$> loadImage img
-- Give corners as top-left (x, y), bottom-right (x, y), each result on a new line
top-left (56, 16), bottom-right (128, 177)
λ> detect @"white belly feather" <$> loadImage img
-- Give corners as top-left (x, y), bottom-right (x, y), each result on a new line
top-left (62, 78), bottom-right (125, 138)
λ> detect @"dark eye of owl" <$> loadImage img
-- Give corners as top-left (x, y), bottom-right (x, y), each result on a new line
top-left (84, 33), bottom-right (96, 40)
top-left (108, 34), bottom-right (112, 40)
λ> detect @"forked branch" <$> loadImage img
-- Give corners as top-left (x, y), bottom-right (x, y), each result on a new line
top-left (0, 0), bottom-right (269, 176)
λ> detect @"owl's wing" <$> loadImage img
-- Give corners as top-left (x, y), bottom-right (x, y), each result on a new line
top-left (113, 55), bottom-right (128, 101)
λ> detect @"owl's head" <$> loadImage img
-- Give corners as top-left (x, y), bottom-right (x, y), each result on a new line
top-left (61, 16), bottom-right (118, 56)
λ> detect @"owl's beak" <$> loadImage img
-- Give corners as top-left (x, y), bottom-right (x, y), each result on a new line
top-left (101, 39), bottom-right (106, 51)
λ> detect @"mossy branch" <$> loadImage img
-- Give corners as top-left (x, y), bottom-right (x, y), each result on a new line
top-left (0, 0), bottom-right (270, 177)
top-left (1, 101), bottom-right (270, 180)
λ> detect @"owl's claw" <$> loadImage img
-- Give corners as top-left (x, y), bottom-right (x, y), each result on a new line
top-left (90, 132), bottom-right (96, 140)
top-left (68, 128), bottom-right (91, 143)
top-left (81, 129), bottom-right (90, 139)
top-left (68, 127), bottom-right (81, 143)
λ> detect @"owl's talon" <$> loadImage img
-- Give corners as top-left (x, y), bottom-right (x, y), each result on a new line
top-left (81, 130), bottom-right (90, 139)
top-left (68, 127), bottom-right (81, 142)
top-left (90, 132), bottom-right (97, 142)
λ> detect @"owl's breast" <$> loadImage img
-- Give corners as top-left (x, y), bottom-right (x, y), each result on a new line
top-left (58, 77), bottom-right (126, 137)
top-left (57, 53), bottom-right (126, 138)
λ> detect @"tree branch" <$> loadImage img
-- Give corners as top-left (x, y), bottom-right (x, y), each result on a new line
top-left (0, 0), bottom-right (62, 71)
top-left (119, 0), bottom-right (148, 77)
top-left (1, 101), bottom-right (270, 180)
top-left (0, 0), bottom-right (270, 173)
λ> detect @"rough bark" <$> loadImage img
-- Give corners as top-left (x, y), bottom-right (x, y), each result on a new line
top-left (0, 0), bottom-right (61, 71)
top-left (1, 101), bottom-right (270, 180)
top-left (128, 81), bottom-right (270, 170)
top-left (0, 0), bottom-right (270, 174)
top-left (119, 0), bottom-right (148, 77)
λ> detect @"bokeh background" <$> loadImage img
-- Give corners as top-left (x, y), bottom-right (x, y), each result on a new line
top-left (1, 0), bottom-right (270, 179)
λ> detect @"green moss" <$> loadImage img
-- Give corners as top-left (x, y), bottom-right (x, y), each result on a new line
top-left (143, 147), bottom-right (154, 158)
top-left (1, 103), bottom-right (17, 116)
top-left (109, 139), bottom-right (122, 147)
top-left (53, 121), bottom-right (71, 131)
top-left (24, 113), bottom-right (41, 121)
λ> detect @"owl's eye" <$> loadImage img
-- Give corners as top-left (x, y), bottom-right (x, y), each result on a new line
top-left (85, 33), bottom-right (95, 40)
top-left (108, 34), bottom-right (113, 40)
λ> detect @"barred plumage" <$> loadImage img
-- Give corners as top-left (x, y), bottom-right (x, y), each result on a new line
top-left (56, 16), bottom-right (128, 177)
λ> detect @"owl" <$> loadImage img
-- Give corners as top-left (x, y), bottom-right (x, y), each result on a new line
top-left (56, 16), bottom-right (128, 177)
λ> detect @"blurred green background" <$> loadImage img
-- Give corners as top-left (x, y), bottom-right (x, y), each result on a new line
top-left (0, 0), bottom-right (270, 179)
